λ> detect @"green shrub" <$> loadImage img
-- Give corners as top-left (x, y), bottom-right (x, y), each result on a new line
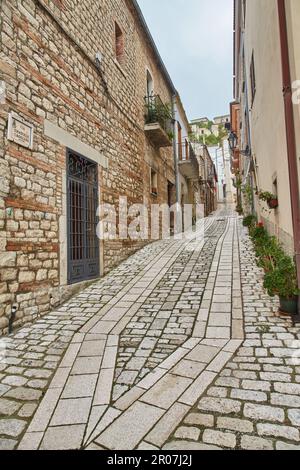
top-left (250, 224), bottom-right (268, 240)
top-left (243, 215), bottom-right (256, 228)
top-left (258, 191), bottom-right (277, 202)
top-left (246, 222), bottom-right (299, 300)
top-left (263, 255), bottom-right (299, 299)
top-left (256, 236), bottom-right (285, 272)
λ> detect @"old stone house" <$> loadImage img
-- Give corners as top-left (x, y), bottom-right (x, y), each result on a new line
top-left (0, 0), bottom-right (181, 334)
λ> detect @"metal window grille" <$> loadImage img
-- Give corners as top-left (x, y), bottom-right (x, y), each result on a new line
top-left (67, 150), bottom-right (100, 284)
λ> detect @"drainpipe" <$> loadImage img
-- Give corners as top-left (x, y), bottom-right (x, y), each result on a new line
top-left (171, 94), bottom-right (181, 235)
top-left (277, 0), bottom-right (300, 316)
top-left (171, 94), bottom-right (180, 205)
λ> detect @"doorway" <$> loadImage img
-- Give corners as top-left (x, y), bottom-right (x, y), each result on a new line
top-left (67, 150), bottom-right (100, 284)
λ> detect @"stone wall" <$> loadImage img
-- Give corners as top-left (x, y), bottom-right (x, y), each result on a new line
top-left (0, 0), bottom-right (175, 334)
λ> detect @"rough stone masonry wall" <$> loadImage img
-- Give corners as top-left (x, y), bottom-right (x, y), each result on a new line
top-left (0, 0), bottom-right (175, 335)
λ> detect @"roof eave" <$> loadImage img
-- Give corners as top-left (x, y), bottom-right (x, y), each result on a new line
top-left (131, 0), bottom-right (177, 95)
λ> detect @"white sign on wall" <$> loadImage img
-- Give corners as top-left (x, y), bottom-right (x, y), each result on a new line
top-left (7, 111), bottom-right (34, 149)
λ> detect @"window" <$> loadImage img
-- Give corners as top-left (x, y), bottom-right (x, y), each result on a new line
top-left (115, 22), bottom-right (124, 65)
top-left (250, 52), bottom-right (256, 105)
top-left (146, 70), bottom-right (154, 97)
top-left (150, 169), bottom-right (158, 196)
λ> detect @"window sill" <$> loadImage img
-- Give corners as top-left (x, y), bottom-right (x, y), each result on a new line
top-left (151, 192), bottom-right (158, 198)
top-left (113, 58), bottom-right (127, 78)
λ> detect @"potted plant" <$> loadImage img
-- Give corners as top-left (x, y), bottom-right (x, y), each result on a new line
top-left (268, 198), bottom-right (279, 209)
top-left (243, 215), bottom-right (257, 228)
top-left (263, 254), bottom-right (299, 315)
top-left (258, 191), bottom-right (279, 209)
top-left (249, 222), bottom-right (266, 240)
top-left (256, 235), bottom-right (285, 273)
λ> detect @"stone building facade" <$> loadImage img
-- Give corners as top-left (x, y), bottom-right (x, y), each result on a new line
top-left (0, 0), bottom-right (178, 334)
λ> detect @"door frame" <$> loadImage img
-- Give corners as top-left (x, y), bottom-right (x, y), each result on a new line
top-left (66, 148), bottom-right (100, 285)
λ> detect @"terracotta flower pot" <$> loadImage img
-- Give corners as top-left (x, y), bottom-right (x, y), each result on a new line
top-left (267, 198), bottom-right (279, 209)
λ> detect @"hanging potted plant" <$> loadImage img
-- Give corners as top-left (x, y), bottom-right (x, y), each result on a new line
top-left (263, 254), bottom-right (299, 315)
top-left (268, 198), bottom-right (279, 209)
top-left (258, 191), bottom-right (279, 209)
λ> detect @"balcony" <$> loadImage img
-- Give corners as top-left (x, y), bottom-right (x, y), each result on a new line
top-left (178, 142), bottom-right (199, 179)
top-left (144, 95), bottom-right (173, 148)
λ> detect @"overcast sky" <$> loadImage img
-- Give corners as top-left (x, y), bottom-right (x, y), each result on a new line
top-left (137, 0), bottom-right (233, 122)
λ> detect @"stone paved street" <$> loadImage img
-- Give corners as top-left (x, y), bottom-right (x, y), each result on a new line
top-left (0, 206), bottom-right (300, 450)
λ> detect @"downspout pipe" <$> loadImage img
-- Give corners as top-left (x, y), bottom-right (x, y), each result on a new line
top-left (277, 0), bottom-right (300, 316)
top-left (172, 94), bottom-right (180, 205)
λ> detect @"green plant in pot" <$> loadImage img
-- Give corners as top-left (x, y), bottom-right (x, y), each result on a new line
top-left (258, 191), bottom-right (279, 210)
top-left (263, 254), bottom-right (299, 315)
top-left (256, 236), bottom-right (285, 273)
top-left (249, 222), bottom-right (267, 240)
top-left (243, 215), bottom-right (257, 228)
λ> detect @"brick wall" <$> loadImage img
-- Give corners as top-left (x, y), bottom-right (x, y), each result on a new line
top-left (0, 0), bottom-right (175, 334)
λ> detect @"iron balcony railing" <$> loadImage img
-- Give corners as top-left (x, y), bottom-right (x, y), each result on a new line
top-left (144, 94), bottom-right (173, 136)
top-left (178, 140), bottom-right (198, 163)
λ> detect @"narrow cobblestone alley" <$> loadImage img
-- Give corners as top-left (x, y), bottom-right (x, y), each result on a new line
top-left (0, 207), bottom-right (299, 451)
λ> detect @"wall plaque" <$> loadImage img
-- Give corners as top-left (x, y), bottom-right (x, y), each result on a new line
top-left (7, 112), bottom-right (34, 149)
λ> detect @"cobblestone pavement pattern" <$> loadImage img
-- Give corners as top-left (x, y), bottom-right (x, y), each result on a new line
top-left (0, 206), bottom-right (299, 450)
